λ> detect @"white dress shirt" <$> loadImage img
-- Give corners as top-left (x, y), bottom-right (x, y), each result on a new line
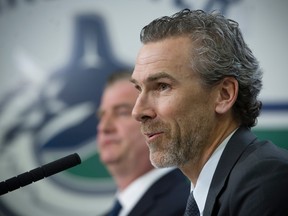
top-left (192, 130), bottom-right (236, 216)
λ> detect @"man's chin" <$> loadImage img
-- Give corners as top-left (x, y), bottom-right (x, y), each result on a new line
top-left (100, 155), bottom-right (118, 165)
top-left (150, 153), bottom-right (175, 168)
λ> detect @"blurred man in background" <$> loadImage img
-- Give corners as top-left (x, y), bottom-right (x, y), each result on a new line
top-left (97, 71), bottom-right (189, 216)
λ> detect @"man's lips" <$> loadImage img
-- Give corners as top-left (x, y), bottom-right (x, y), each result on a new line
top-left (100, 138), bottom-right (120, 146)
top-left (143, 132), bottom-right (163, 141)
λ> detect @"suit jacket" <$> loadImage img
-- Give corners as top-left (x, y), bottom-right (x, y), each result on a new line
top-left (203, 127), bottom-right (288, 216)
top-left (104, 169), bottom-right (190, 216)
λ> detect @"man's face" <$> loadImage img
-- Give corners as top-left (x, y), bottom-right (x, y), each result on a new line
top-left (97, 80), bottom-right (150, 167)
top-left (131, 37), bottom-right (217, 168)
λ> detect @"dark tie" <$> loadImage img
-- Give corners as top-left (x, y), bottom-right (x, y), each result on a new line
top-left (184, 192), bottom-right (200, 216)
top-left (109, 199), bottom-right (122, 216)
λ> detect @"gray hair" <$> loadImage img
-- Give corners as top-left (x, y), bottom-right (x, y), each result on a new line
top-left (140, 9), bottom-right (262, 128)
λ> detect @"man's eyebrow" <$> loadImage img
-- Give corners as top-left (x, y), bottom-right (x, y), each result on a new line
top-left (113, 104), bottom-right (134, 110)
top-left (130, 77), bottom-right (137, 85)
top-left (130, 72), bottom-right (177, 84)
top-left (147, 72), bottom-right (177, 82)
top-left (96, 103), bottom-right (133, 118)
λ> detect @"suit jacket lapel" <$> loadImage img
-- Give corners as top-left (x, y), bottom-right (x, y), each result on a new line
top-left (203, 127), bottom-right (257, 215)
top-left (127, 169), bottom-right (182, 216)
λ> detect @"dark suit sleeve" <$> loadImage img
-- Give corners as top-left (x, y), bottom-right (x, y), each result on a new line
top-left (216, 141), bottom-right (288, 216)
top-left (229, 159), bottom-right (288, 215)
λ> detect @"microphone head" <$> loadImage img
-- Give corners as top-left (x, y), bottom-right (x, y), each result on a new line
top-left (42, 153), bottom-right (81, 177)
top-left (0, 153), bottom-right (82, 196)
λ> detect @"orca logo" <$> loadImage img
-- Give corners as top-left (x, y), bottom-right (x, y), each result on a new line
top-left (0, 14), bottom-right (130, 215)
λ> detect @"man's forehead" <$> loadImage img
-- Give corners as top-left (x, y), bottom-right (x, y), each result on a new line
top-left (137, 37), bottom-right (191, 60)
top-left (136, 44), bottom-right (176, 65)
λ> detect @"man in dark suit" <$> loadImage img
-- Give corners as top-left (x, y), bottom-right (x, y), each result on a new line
top-left (204, 127), bottom-right (288, 215)
top-left (130, 9), bottom-right (288, 215)
top-left (97, 71), bottom-right (189, 216)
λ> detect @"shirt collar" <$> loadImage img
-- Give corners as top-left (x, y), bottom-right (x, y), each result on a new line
top-left (193, 129), bottom-right (236, 215)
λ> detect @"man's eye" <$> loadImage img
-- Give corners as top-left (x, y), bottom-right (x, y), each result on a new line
top-left (118, 111), bottom-right (131, 116)
top-left (134, 84), bottom-right (142, 92)
top-left (158, 83), bottom-right (170, 91)
top-left (116, 109), bottom-right (132, 117)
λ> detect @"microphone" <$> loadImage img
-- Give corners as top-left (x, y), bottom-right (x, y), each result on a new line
top-left (0, 153), bottom-right (81, 196)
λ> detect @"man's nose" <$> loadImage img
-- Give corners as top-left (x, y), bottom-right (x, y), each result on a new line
top-left (132, 93), bottom-right (156, 123)
top-left (97, 114), bottom-right (115, 134)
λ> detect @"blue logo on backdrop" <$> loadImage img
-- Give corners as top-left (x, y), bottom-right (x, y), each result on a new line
top-left (0, 14), bottom-right (130, 195)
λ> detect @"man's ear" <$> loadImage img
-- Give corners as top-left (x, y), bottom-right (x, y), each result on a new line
top-left (215, 77), bottom-right (238, 114)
